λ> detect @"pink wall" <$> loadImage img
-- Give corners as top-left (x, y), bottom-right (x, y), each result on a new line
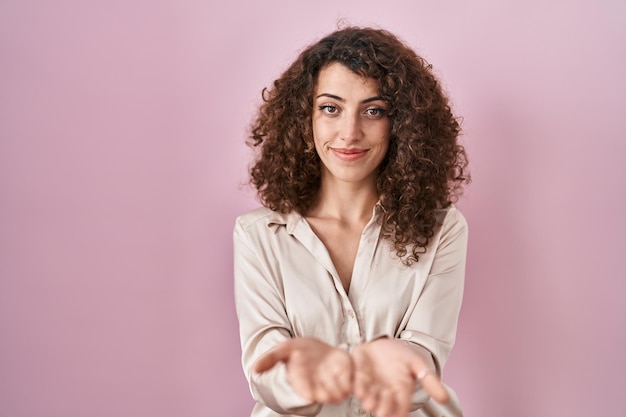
top-left (1, 1), bottom-right (624, 416)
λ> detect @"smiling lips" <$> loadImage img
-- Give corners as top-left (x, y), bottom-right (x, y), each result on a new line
top-left (331, 147), bottom-right (369, 161)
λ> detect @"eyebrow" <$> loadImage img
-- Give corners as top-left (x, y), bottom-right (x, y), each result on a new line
top-left (315, 93), bottom-right (384, 104)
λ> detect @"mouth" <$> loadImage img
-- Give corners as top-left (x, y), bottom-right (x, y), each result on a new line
top-left (330, 147), bottom-right (369, 161)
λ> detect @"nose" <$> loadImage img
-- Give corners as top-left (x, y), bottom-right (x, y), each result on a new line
top-left (339, 112), bottom-right (363, 142)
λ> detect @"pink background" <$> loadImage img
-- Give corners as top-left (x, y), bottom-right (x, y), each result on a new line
top-left (1, 1), bottom-right (625, 416)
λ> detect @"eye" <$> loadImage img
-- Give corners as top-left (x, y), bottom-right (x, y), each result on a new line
top-left (364, 107), bottom-right (387, 119)
top-left (318, 104), bottom-right (339, 115)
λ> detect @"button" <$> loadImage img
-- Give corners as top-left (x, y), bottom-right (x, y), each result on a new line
top-left (347, 310), bottom-right (355, 319)
top-left (358, 408), bottom-right (368, 415)
top-left (401, 331), bottom-right (413, 339)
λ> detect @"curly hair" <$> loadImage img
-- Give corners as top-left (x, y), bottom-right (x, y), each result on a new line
top-left (247, 26), bottom-right (470, 265)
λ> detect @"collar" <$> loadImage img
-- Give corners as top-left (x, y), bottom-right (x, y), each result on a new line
top-left (266, 210), bottom-right (302, 235)
top-left (266, 201), bottom-right (385, 235)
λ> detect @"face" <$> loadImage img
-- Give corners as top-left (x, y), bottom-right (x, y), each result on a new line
top-left (312, 62), bottom-right (390, 188)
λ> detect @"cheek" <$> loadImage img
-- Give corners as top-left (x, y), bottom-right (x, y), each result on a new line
top-left (379, 141), bottom-right (390, 161)
top-left (372, 120), bottom-right (390, 142)
top-left (377, 127), bottom-right (391, 149)
top-left (382, 139), bottom-right (390, 153)
top-left (311, 129), bottom-right (324, 155)
top-left (376, 132), bottom-right (391, 160)
top-left (312, 119), bottom-right (330, 145)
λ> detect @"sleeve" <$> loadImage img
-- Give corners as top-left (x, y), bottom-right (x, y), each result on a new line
top-left (233, 219), bottom-right (322, 416)
top-left (401, 207), bottom-right (468, 372)
top-left (401, 207), bottom-right (468, 413)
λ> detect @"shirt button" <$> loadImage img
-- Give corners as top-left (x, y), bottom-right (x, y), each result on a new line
top-left (401, 331), bottom-right (413, 339)
top-left (358, 408), bottom-right (368, 415)
top-left (347, 310), bottom-right (355, 318)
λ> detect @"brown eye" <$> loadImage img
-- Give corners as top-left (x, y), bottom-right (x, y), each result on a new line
top-left (319, 104), bottom-right (338, 114)
top-left (364, 107), bottom-right (387, 118)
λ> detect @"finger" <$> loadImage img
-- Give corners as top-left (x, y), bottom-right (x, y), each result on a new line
top-left (326, 350), bottom-right (353, 398)
top-left (253, 343), bottom-right (291, 373)
top-left (289, 370), bottom-right (315, 402)
top-left (416, 369), bottom-right (449, 403)
top-left (352, 349), bottom-right (373, 400)
top-left (357, 374), bottom-right (380, 412)
top-left (361, 387), bottom-right (380, 414)
top-left (313, 377), bottom-right (342, 404)
top-left (374, 388), bottom-right (395, 417)
top-left (393, 386), bottom-right (412, 417)
top-left (335, 365), bottom-right (353, 397)
top-left (318, 366), bottom-right (352, 402)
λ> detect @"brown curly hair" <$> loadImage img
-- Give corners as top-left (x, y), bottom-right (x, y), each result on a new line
top-left (248, 26), bottom-right (470, 265)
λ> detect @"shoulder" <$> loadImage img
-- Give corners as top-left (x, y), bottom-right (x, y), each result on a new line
top-left (234, 206), bottom-right (293, 234)
top-left (433, 204), bottom-right (468, 248)
top-left (235, 206), bottom-right (275, 230)
top-left (438, 205), bottom-right (468, 231)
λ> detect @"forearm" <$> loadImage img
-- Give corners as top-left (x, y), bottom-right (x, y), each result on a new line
top-left (235, 224), bottom-right (320, 415)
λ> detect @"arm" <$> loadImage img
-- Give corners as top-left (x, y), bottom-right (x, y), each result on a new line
top-left (233, 220), bottom-right (322, 416)
top-left (352, 207), bottom-right (468, 417)
top-left (235, 219), bottom-right (353, 414)
top-left (401, 207), bottom-right (468, 374)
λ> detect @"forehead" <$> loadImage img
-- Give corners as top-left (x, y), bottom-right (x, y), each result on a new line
top-left (314, 62), bottom-right (380, 97)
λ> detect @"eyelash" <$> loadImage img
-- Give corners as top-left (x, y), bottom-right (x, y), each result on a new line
top-left (318, 104), bottom-right (338, 114)
top-left (365, 108), bottom-right (386, 117)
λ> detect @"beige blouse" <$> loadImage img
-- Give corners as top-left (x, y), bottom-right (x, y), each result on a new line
top-left (233, 204), bottom-right (468, 417)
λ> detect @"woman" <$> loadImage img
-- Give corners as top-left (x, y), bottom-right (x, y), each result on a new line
top-left (234, 26), bottom-right (470, 417)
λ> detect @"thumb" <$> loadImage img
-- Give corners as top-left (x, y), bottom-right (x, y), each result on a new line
top-left (253, 343), bottom-right (292, 374)
top-left (411, 362), bottom-right (449, 404)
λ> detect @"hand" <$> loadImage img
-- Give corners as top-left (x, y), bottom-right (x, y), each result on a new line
top-left (352, 338), bottom-right (449, 417)
top-left (254, 337), bottom-right (353, 404)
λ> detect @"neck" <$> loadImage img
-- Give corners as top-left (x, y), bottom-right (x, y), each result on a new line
top-left (307, 176), bottom-right (379, 223)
